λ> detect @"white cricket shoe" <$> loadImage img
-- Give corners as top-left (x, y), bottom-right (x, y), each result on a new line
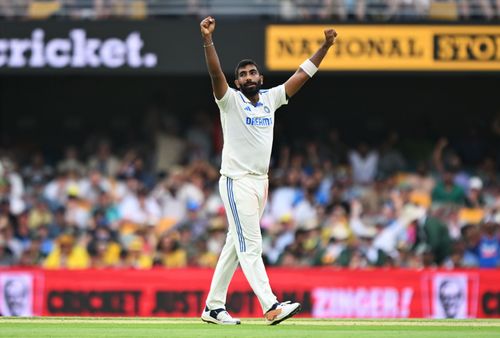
top-left (201, 307), bottom-right (241, 325)
top-left (265, 301), bottom-right (301, 325)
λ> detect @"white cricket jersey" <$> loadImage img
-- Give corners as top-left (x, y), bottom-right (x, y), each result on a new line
top-left (216, 84), bottom-right (288, 179)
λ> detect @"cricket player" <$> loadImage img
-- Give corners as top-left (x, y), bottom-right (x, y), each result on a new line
top-left (199, 16), bottom-right (337, 325)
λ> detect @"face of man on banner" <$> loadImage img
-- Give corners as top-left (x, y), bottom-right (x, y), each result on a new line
top-left (1, 276), bottom-right (33, 317)
top-left (439, 280), bottom-right (464, 318)
top-left (4, 279), bottom-right (29, 316)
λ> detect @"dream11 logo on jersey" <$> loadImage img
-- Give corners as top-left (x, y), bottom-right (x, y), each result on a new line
top-left (0, 28), bottom-right (158, 69)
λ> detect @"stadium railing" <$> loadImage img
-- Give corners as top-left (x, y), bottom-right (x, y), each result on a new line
top-left (0, 0), bottom-right (496, 21)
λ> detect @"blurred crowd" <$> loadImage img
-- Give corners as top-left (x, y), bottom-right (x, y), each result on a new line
top-left (1, 0), bottom-right (499, 21)
top-left (1, 107), bottom-right (500, 271)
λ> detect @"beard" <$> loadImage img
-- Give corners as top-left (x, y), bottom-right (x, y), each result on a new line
top-left (240, 81), bottom-right (262, 97)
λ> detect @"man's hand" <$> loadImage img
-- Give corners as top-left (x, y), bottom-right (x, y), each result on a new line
top-left (200, 16), bottom-right (216, 37)
top-left (324, 28), bottom-right (337, 48)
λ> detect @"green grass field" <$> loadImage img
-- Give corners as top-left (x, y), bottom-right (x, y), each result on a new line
top-left (1, 317), bottom-right (500, 338)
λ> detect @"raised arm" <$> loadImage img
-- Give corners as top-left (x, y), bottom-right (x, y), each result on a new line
top-left (200, 16), bottom-right (228, 100)
top-left (284, 29), bottom-right (337, 98)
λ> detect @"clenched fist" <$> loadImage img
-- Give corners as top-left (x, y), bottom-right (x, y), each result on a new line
top-left (200, 16), bottom-right (216, 37)
top-left (324, 29), bottom-right (337, 47)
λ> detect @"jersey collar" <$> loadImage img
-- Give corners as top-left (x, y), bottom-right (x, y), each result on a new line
top-left (238, 91), bottom-right (264, 107)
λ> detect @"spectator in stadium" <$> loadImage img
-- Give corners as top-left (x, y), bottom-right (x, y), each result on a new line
top-left (443, 239), bottom-right (476, 269)
top-left (320, 224), bottom-right (349, 265)
top-left (27, 198), bottom-right (52, 230)
top-left (122, 153), bottom-right (155, 190)
top-left (92, 191), bottom-right (121, 231)
top-left (175, 200), bottom-right (209, 240)
top-left (153, 165), bottom-right (206, 224)
top-left (43, 170), bottom-right (70, 209)
top-left (0, 158), bottom-right (25, 215)
top-left (465, 176), bottom-right (486, 208)
top-left (151, 114), bottom-right (186, 175)
top-left (432, 170), bottom-right (466, 205)
top-left (279, 0), bottom-right (304, 20)
top-left (43, 234), bottom-right (90, 269)
top-left (79, 169), bottom-right (110, 205)
top-left (87, 226), bottom-right (121, 268)
top-left (154, 167), bottom-right (189, 223)
top-left (87, 140), bottom-right (120, 178)
top-left (0, 217), bottom-right (22, 262)
top-left (0, 0), bottom-right (16, 19)
top-left (319, 0), bottom-right (367, 20)
top-left (119, 185), bottom-right (161, 227)
top-left (349, 142), bottom-right (379, 185)
top-left (378, 132), bottom-right (407, 178)
top-left (460, 0), bottom-right (495, 20)
top-left (461, 223), bottom-right (481, 266)
top-left (417, 209), bottom-right (452, 265)
top-left (22, 152), bottom-right (53, 188)
top-left (46, 206), bottom-right (70, 239)
top-left (64, 187), bottom-right (91, 231)
top-left (271, 168), bottom-right (303, 221)
top-left (153, 231), bottom-right (187, 268)
top-left (0, 235), bottom-right (15, 266)
top-left (17, 232), bottom-right (46, 267)
top-left (433, 137), bottom-right (470, 190)
top-left (14, 212), bottom-right (32, 253)
top-left (471, 215), bottom-right (500, 268)
top-left (265, 214), bottom-right (297, 265)
top-left (120, 237), bottom-right (152, 269)
top-left (93, 0), bottom-right (118, 18)
top-left (57, 146), bottom-right (86, 177)
top-left (318, 0), bottom-right (347, 20)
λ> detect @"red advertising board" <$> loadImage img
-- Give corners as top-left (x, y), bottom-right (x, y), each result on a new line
top-left (0, 268), bottom-right (499, 318)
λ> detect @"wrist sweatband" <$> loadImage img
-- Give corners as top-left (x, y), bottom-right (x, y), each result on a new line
top-left (300, 59), bottom-right (318, 77)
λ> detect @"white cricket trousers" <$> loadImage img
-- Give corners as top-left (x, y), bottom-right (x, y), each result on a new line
top-left (205, 175), bottom-right (277, 314)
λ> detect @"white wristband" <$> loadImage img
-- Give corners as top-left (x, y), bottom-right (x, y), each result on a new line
top-left (300, 59), bottom-right (318, 77)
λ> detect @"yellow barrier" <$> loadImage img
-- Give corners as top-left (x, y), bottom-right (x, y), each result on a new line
top-left (266, 25), bottom-right (500, 71)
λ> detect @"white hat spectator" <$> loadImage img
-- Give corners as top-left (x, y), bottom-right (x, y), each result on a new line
top-left (469, 177), bottom-right (483, 190)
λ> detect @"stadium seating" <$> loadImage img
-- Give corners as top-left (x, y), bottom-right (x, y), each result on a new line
top-left (130, 0), bottom-right (147, 20)
top-left (28, 0), bottom-right (62, 20)
top-left (428, 0), bottom-right (459, 20)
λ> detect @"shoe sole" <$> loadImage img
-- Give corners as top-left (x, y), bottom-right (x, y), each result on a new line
top-left (269, 304), bottom-right (302, 326)
top-left (201, 315), bottom-right (241, 325)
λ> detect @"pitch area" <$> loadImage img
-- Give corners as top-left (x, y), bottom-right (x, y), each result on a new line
top-left (1, 317), bottom-right (499, 338)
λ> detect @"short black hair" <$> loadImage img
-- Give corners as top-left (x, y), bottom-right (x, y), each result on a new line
top-left (234, 59), bottom-right (260, 79)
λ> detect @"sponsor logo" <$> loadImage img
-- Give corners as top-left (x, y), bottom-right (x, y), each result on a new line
top-left (266, 25), bottom-right (500, 71)
top-left (482, 292), bottom-right (500, 315)
top-left (47, 290), bottom-right (142, 315)
top-left (153, 290), bottom-right (310, 315)
top-left (432, 275), bottom-right (468, 319)
top-left (312, 287), bottom-right (414, 318)
top-left (0, 273), bottom-right (34, 317)
top-left (0, 28), bottom-right (158, 69)
top-left (245, 116), bottom-right (273, 126)
top-left (435, 35), bottom-right (500, 62)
